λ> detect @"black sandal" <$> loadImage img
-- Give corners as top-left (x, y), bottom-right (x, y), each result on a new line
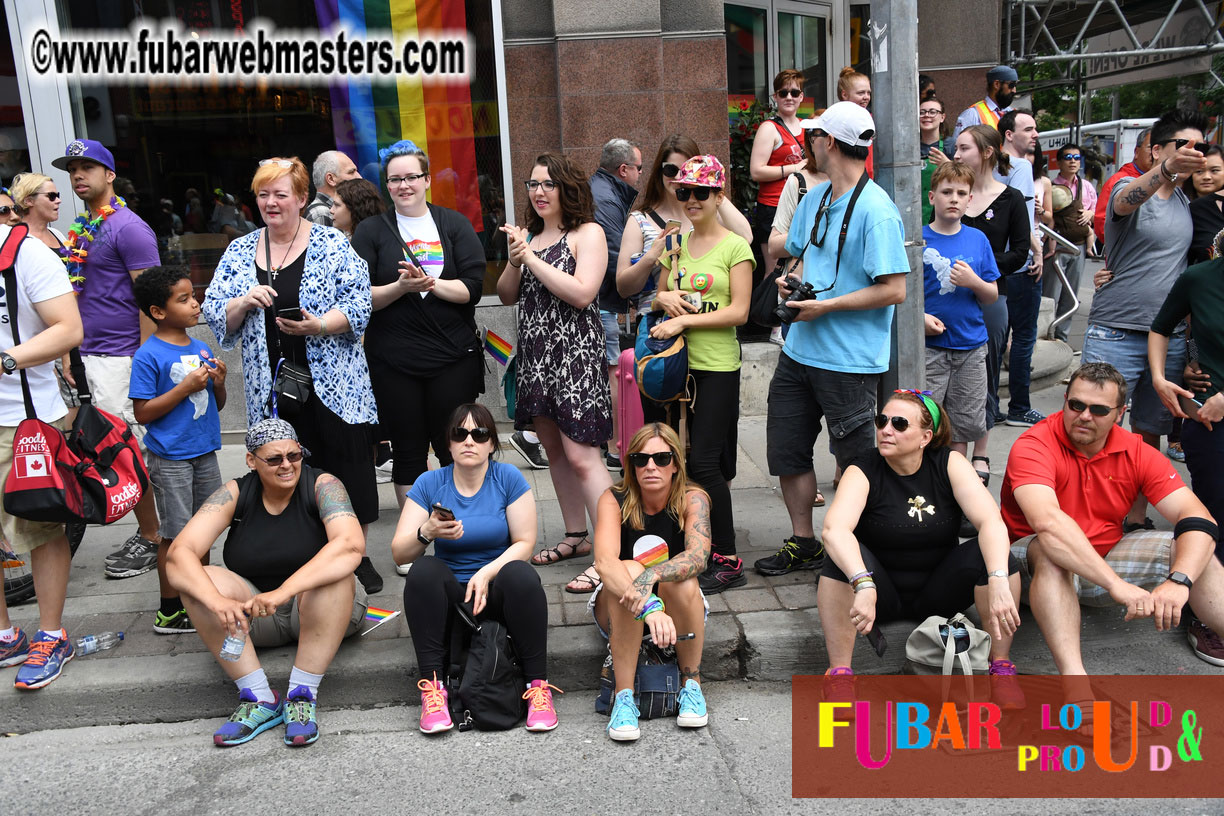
top-left (530, 530), bottom-right (591, 565)
top-left (971, 456), bottom-right (991, 487)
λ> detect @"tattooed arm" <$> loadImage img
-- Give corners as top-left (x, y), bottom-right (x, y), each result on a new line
top-left (1112, 143), bottom-right (1206, 218)
top-left (166, 481), bottom-right (242, 620)
top-left (629, 489), bottom-right (713, 600)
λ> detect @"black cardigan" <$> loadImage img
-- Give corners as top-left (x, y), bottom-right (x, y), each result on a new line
top-left (352, 204), bottom-right (485, 376)
top-left (961, 185), bottom-right (1030, 277)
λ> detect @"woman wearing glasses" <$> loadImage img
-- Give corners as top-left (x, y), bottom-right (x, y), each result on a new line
top-left (650, 156), bottom-right (754, 595)
top-left (592, 422), bottom-right (713, 741)
top-left (167, 418), bottom-right (370, 748)
top-left (392, 404), bottom-right (557, 734)
top-left (816, 390), bottom-right (1023, 700)
top-left (750, 70), bottom-right (807, 275)
top-left (615, 135), bottom-right (751, 308)
top-left (497, 153), bottom-right (613, 595)
top-left (203, 156), bottom-right (381, 590)
top-left (0, 188), bottom-right (21, 227)
top-left (351, 141), bottom-right (485, 514)
top-left (9, 174), bottom-right (65, 248)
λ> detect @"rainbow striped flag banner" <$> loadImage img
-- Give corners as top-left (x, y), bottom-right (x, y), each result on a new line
top-left (483, 328), bottom-right (513, 366)
top-left (361, 606), bottom-right (402, 635)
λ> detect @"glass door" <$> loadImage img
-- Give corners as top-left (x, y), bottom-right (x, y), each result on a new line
top-left (775, 1), bottom-right (835, 114)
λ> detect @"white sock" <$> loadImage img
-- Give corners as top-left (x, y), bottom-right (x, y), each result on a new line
top-left (39, 628), bottom-right (66, 641)
top-left (288, 665), bottom-right (324, 699)
top-left (0, 627), bottom-right (16, 642)
top-left (236, 667), bottom-right (275, 704)
top-left (522, 430), bottom-right (539, 444)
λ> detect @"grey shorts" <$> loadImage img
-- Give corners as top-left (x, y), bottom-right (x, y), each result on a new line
top-left (237, 574), bottom-right (368, 648)
top-left (146, 450), bottom-right (223, 540)
top-left (600, 310), bottom-right (623, 366)
top-left (925, 344), bottom-right (988, 442)
top-left (1010, 529), bottom-right (1172, 607)
top-left (766, 352), bottom-right (878, 475)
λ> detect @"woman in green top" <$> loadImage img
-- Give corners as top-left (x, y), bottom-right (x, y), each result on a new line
top-left (649, 155), bottom-right (755, 593)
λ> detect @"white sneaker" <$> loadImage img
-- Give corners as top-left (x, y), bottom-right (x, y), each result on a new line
top-left (396, 562), bottom-right (412, 576)
top-left (769, 326), bottom-right (785, 346)
top-left (375, 461), bottom-right (393, 484)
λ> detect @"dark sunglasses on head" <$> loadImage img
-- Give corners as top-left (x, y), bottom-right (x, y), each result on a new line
top-left (0, 206), bottom-right (13, 216)
top-left (776, 88), bottom-right (803, 99)
top-left (1163, 138), bottom-right (1213, 154)
top-left (1065, 397), bottom-right (1119, 417)
top-left (675, 187), bottom-right (719, 202)
top-left (1060, 153), bottom-right (1082, 161)
top-left (661, 162), bottom-right (682, 178)
top-left (253, 450), bottom-right (304, 467)
top-left (450, 426), bottom-right (492, 443)
top-left (874, 414), bottom-right (911, 432)
top-left (628, 451), bottom-right (675, 468)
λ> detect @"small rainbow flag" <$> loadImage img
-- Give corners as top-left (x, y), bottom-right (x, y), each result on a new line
top-left (365, 606), bottom-right (398, 622)
top-left (483, 329), bottom-right (513, 366)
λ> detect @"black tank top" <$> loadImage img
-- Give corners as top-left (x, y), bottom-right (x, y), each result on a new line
top-left (261, 251), bottom-right (309, 380)
top-left (614, 488), bottom-right (685, 566)
top-left (223, 465), bottom-right (327, 592)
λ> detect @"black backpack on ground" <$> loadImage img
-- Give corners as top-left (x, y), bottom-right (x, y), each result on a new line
top-left (445, 602), bottom-right (526, 731)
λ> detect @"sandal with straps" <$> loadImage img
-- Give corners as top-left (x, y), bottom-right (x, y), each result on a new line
top-left (971, 456), bottom-right (991, 487)
top-left (530, 530), bottom-right (592, 566)
top-left (565, 565), bottom-right (600, 594)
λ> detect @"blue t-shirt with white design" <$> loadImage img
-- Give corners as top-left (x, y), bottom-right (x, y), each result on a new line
top-left (129, 335), bottom-right (222, 460)
top-left (921, 224), bottom-right (1000, 350)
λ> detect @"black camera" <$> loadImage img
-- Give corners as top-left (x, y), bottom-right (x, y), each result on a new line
top-left (774, 275), bottom-right (818, 324)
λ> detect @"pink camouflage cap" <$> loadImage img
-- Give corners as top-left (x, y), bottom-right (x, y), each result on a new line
top-left (674, 155), bottom-right (726, 188)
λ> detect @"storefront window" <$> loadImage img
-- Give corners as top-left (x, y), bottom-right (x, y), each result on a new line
top-left (0, 11), bottom-right (28, 189)
top-left (54, 0), bottom-right (507, 293)
top-left (726, 3), bottom-right (769, 109)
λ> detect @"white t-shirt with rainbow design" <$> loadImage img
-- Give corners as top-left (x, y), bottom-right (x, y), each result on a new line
top-left (395, 210), bottom-right (446, 298)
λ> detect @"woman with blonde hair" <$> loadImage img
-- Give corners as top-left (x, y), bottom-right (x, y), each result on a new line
top-left (9, 173), bottom-right (64, 249)
top-left (592, 422), bottom-right (713, 741)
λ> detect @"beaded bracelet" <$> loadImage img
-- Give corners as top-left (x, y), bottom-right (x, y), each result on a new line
top-left (850, 571), bottom-right (874, 589)
top-left (853, 580), bottom-right (877, 594)
top-left (635, 593), bottom-right (665, 620)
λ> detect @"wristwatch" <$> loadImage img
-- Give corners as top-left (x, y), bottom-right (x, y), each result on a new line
top-left (1167, 571), bottom-right (1194, 590)
top-left (417, 526), bottom-right (433, 547)
top-left (0, 352), bottom-right (16, 374)
top-left (987, 569), bottom-right (1009, 580)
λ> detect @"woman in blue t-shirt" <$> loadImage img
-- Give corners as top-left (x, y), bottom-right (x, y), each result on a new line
top-left (392, 403), bottom-right (556, 735)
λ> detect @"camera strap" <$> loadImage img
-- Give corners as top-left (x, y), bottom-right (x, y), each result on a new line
top-left (780, 170), bottom-right (869, 285)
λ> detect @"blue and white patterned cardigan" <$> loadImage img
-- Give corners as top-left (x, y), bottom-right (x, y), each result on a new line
top-left (202, 224), bottom-right (378, 427)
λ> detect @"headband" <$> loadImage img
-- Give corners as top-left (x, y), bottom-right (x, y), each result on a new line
top-left (245, 417), bottom-right (311, 457)
top-left (895, 389), bottom-right (941, 433)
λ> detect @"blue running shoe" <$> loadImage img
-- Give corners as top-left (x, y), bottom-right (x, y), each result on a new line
top-left (607, 689), bottom-right (641, 741)
top-left (0, 628), bottom-right (29, 668)
top-left (676, 679), bottom-right (708, 728)
top-left (284, 685), bottom-right (319, 747)
top-left (13, 631), bottom-right (74, 690)
top-left (213, 689), bottom-right (284, 747)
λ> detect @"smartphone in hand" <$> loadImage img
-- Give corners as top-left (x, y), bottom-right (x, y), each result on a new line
top-left (431, 502), bottom-right (455, 521)
top-left (276, 306), bottom-right (303, 322)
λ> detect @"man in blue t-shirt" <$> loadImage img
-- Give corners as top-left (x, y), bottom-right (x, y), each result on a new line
top-left (922, 162), bottom-right (1001, 456)
top-left (129, 267), bottom-right (226, 635)
top-left (754, 102), bottom-right (910, 578)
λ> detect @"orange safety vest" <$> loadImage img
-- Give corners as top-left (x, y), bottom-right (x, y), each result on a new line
top-left (973, 100), bottom-right (1001, 129)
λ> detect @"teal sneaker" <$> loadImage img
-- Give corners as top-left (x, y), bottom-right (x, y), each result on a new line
top-left (213, 689), bottom-right (284, 747)
top-left (0, 628), bottom-right (29, 668)
top-left (607, 689), bottom-right (641, 742)
top-left (283, 685), bottom-right (319, 747)
top-left (676, 679), bottom-right (708, 728)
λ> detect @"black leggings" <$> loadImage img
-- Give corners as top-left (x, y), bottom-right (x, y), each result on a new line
top-left (822, 540), bottom-right (1021, 622)
top-left (369, 354), bottom-right (481, 486)
top-left (642, 368), bottom-right (740, 555)
top-left (402, 555), bottom-right (548, 681)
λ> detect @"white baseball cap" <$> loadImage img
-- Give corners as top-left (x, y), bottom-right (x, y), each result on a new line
top-left (799, 101), bottom-right (876, 148)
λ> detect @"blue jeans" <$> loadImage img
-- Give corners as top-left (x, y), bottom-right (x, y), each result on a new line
top-left (1081, 324), bottom-right (1187, 436)
top-left (1005, 273), bottom-right (1042, 415)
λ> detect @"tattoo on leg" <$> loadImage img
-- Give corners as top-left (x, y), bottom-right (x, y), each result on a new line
top-left (681, 664), bottom-right (702, 683)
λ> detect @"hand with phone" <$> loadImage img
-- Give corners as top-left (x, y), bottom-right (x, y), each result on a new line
top-left (423, 502), bottom-right (463, 540)
top-left (274, 306), bottom-right (326, 337)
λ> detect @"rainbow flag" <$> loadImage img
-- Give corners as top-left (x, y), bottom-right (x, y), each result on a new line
top-left (365, 606), bottom-right (399, 622)
top-left (483, 328), bottom-right (512, 366)
top-left (632, 535), bottom-right (670, 568)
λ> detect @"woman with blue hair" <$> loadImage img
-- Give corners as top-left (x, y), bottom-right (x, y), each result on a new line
top-left (351, 140), bottom-right (486, 521)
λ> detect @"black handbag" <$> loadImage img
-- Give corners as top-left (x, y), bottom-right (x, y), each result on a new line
top-left (263, 228), bottom-right (313, 416)
top-left (749, 173), bottom-right (808, 328)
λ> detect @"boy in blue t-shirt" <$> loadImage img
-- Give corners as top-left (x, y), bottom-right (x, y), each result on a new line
top-left (130, 267), bottom-right (227, 634)
top-left (922, 162), bottom-right (1000, 456)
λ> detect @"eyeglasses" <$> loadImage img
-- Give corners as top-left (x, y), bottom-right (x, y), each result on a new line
top-left (874, 414), bottom-right (911, 432)
top-left (1065, 397), bottom-right (1120, 417)
top-left (918, 108), bottom-right (943, 116)
top-left (661, 162), bottom-right (682, 178)
top-left (0, 206), bottom-right (13, 216)
top-left (34, 192), bottom-right (61, 202)
top-left (252, 450), bottom-right (304, 467)
top-left (450, 426), bottom-right (492, 443)
top-left (1060, 153), bottom-right (1082, 161)
top-left (624, 164), bottom-right (642, 172)
top-left (259, 159), bottom-right (293, 168)
top-left (387, 173), bottom-right (427, 186)
top-left (1161, 138), bottom-right (1213, 154)
top-left (675, 187), bottom-right (719, 202)
top-left (776, 88), bottom-right (803, 99)
top-left (524, 180), bottom-right (558, 193)
top-left (628, 451), bottom-right (675, 468)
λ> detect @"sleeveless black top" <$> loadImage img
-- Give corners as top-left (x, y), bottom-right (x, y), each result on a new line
top-left (614, 488), bottom-right (685, 566)
top-left (223, 464), bottom-right (327, 592)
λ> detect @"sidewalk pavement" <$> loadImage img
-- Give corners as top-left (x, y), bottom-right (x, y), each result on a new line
top-left (2, 262), bottom-right (1215, 733)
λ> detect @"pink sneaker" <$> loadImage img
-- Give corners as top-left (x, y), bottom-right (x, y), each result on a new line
top-left (522, 679), bottom-right (562, 731)
top-left (417, 675), bottom-right (453, 734)
top-left (988, 659), bottom-right (1026, 710)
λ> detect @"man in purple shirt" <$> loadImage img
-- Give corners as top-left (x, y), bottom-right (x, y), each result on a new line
top-left (52, 139), bottom-right (163, 580)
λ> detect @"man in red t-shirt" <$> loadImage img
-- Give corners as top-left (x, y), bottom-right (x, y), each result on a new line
top-left (1001, 363), bottom-right (1224, 670)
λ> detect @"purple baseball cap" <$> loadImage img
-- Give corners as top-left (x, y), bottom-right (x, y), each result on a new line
top-left (52, 139), bottom-right (116, 173)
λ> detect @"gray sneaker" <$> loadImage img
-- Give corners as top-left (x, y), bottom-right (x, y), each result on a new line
top-left (105, 533), bottom-right (159, 579)
top-left (510, 431), bottom-right (548, 469)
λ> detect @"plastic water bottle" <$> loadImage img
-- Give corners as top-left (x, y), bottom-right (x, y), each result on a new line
top-left (76, 631), bottom-right (124, 655)
top-left (939, 624), bottom-right (971, 654)
top-left (219, 630), bottom-right (246, 662)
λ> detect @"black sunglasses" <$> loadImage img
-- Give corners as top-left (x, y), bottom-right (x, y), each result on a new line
top-left (874, 414), bottom-right (911, 432)
top-left (628, 451), bottom-right (675, 468)
top-left (34, 192), bottom-right (61, 202)
top-left (661, 162), bottom-right (682, 178)
top-left (450, 426), bottom-right (492, 443)
top-left (1065, 397), bottom-right (1120, 417)
top-left (776, 88), bottom-right (803, 99)
top-left (0, 206), bottom-right (13, 216)
top-left (252, 450), bottom-right (304, 467)
top-left (675, 187), bottom-right (719, 202)
top-left (1162, 138), bottom-right (1213, 154)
